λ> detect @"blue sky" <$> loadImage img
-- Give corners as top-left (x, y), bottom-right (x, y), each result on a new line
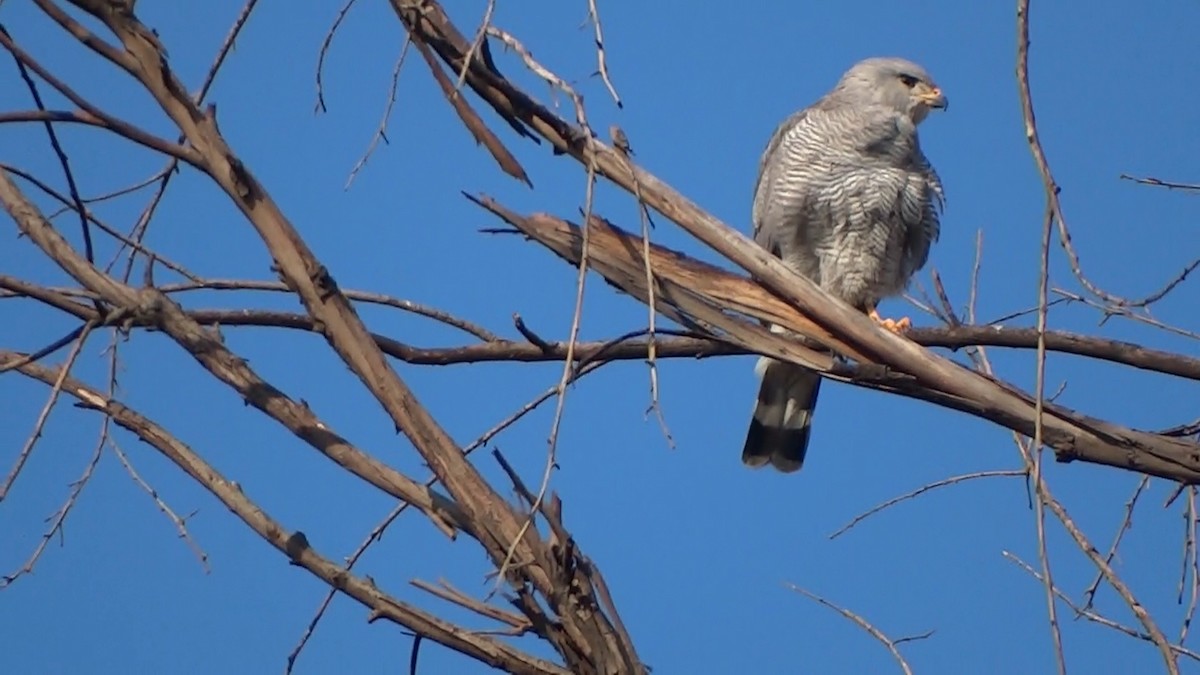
top-left (2, 1), bottom-right (1199, 673)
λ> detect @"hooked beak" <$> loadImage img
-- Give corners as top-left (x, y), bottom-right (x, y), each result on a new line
top-left (917, 84), bottom-right (948, 111)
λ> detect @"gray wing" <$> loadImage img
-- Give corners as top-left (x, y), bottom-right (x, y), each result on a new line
top-left (751, 107), bottom-right (811, 257)
top-left (900, 152), bottom-right (945, 279)
top-left (743, 106), bottom-right (826, 473)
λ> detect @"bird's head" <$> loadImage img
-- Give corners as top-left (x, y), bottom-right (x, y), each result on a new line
top-left (837, 57), bottom-right (947, 124)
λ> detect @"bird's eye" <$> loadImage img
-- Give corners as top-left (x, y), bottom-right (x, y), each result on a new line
top-left (899, 74), bottom-right (918, 88)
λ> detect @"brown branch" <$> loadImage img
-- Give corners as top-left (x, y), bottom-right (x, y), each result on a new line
top-left (5, 354), bottom-right (569, 675)
top-left (411, 578), bottom-right (531, 631)
top-left (10, 272), bottom-right (1200, 434)
top-left (414, 37), bottom-right (530, 187)
top-left (173, 308), bottom-right (1200, 383)
top-left (1, 169), bottom-right (469, 538)
top-left (0, 109), bottom-right (200, 165)
top-left (389, 3), bottom-right (1200, 490)
top-left (26, 4), bottom-right (645, 669)
top-left (468, 201), bottom-right (1200, 484)
top-left (286, 355), bottom-right (614, 673)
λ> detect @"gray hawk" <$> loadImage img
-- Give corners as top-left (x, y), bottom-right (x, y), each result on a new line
top-left (742, 56), bottom-right (947, 473)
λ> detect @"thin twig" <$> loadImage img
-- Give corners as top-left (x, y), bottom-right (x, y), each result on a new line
top-left (513, 313), bottom-right (552, 351)
top-left (455, 0), bottom-right (497, 92)
top-left (1052, 288), bottom-right (1200, 341)
top-left (1004, 551), bottom-right (1200, 663)
top-left (829, 470), bottom-right (1027, 540)
top-left (106, 0), bottom-right (259, 282)
top-left (584, 0), bottom-right (622, 107)
top-left (285, 355), bottom-right (614, 671)
top-left (0, 322), bottom-right (95, 502)
top-left (4, 24), bottom-right (95, 264)
top-left (345, 35), bottom-right (411, 189)
top-left (55, 166), bottom-right (171, 211)
top-left (1, 326), bottom-right (102, 587)
top-left (613, 124), bottom-right (672, 448)
top-left (314, 0), bottom-right (359, 113)
top-left (0, 324), bottom-right (86, 375)
top-left (285, 499), bottom-right (409, 674)
top-left (153, 278), bottom-right (501, 342)
top-left (1011, 1), bottom-right (1197, 310)
top-left (967, 230), bottom-right (983, 325)
top-left (492, 174), bottom-right (595, 594)
top-left (1018, 1), bottom-right (1070, 666)
top-left (1119, 174), bottom-right (1200, 193)
top-left (486, 27), bottom-right (602, 590)
top-left (411, 578), bottom-right (530, 630)
top-left (484, 26), bottom-right (592, 133)
top-left (1081, 475), bottom-right (1150, 611)
top-left (110, 438), bottom-right (210, 572)
top-left (1, 163), bottom-right (202, 282)
top-left (1181, 487), bottom-right (1199, 644)
top-left (786, 584), bottom-right (930, 675)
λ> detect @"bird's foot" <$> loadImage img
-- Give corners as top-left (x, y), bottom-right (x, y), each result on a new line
top-left (867, 308), bottom-right (912, 334)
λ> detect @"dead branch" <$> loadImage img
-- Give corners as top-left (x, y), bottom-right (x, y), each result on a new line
top-left (468, 201), bottom-right (1200, 484)
top-left (829, 469), bottom-right (1028, 540)
top-left (2, 2), bottom-right (1195, 673)
top-left (1004, 551), bottom-right (1199, 664)
top-left (387, 2), bottom-right (1200, 490)
top-left (9, 3), bottom-right (646, 669)
top-left (4, 353), bottom-right (569, 675)
top-left (12, 275), bottom-right (1197, 384)
top-left (787, 584), bottom-right (930, 675)
top-left (1120, 174), bottom-right (1200, 193)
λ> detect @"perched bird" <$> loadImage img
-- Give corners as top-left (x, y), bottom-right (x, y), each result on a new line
top-left (742, 57), bottom-right (947, 473)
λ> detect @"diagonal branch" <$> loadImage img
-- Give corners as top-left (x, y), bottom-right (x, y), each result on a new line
top-left (472, 201), bottom-right (1200, 484)
top-left (0, 167), bottom-right (467, 538)
top-left (27, 4), bottom-right (646, 670)
top-left (4, 354), bottom-right (569, 675)
top-left (389, 2), bottom-right (1200, 487)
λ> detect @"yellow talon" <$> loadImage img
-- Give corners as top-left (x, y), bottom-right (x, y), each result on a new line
top-left (867, 308), bottom-right (912, 334)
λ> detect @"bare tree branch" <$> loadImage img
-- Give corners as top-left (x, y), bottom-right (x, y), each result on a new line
top-left (4, 353), bottom-right (569, 675)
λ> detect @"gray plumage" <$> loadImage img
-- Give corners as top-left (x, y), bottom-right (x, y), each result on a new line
top-left (742, 57), bottom-right (947, 473)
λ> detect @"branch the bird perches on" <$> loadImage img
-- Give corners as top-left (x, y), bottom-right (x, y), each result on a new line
top-left (471, 196), bottom-right (1200, 484)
